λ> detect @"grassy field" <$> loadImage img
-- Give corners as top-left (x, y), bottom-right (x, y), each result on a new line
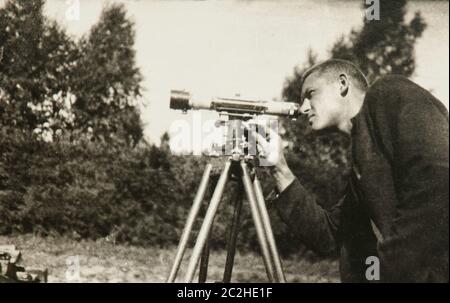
top-left (0, 235), bottom-right (339, 283)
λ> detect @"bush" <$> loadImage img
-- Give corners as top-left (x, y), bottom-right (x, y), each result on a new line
top-left (0, 127), bottom-right (186, 246)
top-left (0, 127), bottom-right (311, 254)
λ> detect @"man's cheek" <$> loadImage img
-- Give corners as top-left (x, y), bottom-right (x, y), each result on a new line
top-left (312, 118), bottom-right (327, 130)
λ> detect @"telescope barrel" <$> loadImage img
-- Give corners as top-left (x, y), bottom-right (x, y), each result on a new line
top-left (170, 90), bottom-right (300, 118)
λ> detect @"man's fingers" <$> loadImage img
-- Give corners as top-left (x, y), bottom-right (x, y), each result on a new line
top-left (254, 132), bottom-right (269, 149)
top-left (257, 143), bottom-right (266, 158)
top-left (243, 118), bottom-right (279, 134)
top-left (266, 125), bottom-right (278, 137)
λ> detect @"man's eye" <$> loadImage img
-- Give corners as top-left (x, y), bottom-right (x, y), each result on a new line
top-left (305, 90), bottom-right (314, 99)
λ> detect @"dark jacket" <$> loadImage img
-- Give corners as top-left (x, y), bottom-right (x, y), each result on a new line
top-left (275, 75), bottom-right (449, 282)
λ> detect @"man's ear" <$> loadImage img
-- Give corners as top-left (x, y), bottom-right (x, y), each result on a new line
top-left (339, 74), bottom-right (349, 97)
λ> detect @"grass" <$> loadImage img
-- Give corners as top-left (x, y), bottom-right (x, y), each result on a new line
top-left (0, 234), bottom-right (340, 283)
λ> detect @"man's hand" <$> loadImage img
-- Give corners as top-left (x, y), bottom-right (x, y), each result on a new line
top-left (247, 120), bottom-right (296, 192)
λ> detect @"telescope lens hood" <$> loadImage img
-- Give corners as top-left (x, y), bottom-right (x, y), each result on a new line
top-left (170, 90), bottom-right (191, 111)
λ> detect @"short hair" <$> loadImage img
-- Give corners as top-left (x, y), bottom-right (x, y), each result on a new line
top-left (301, 59), bottom-right (369, 91)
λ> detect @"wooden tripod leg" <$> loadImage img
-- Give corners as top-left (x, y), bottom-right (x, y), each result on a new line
top-left (253, 175), bottom-right (287, 283)
top-left (198, 232), bottom-right (211, 283)
top-left (167, 163), bottom-right (213, 282)
top-left (240, 160), bottom-right (275, 282)
top-left (198, 175), bottom-right (219, 283)
top-left (223, 185), bottom-right (244, 283)
top-left (184, 160), bottom-right (232, 282)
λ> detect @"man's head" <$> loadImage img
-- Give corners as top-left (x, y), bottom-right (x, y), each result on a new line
top-left (299, 59), bottom-right (368, 133)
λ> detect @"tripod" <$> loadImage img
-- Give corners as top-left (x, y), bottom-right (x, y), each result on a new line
top-left (167, 151), bottom-right (286, 283)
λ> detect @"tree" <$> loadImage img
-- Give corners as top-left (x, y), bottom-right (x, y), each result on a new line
top-left (0, 0), bottom-right (79, 141)
top-left (0, 0), bottom-right (47, 129)
top-left (72, 3), bottom-right (144, 146)
top-left (0, 1), bottom-right (144, 145)
top-left (331, 0), bottom-right (426, 82)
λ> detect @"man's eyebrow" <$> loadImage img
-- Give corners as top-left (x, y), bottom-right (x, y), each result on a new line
top-left (302, 87), bottom-right (313, 98)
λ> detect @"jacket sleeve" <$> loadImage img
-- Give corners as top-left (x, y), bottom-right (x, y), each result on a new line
top-left (274, 178), bottom-right (343, 256)
top-left (368, 76), bottom-right (449, 282)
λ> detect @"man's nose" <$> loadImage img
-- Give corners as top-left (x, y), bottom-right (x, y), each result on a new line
top-left (300, 99), bottom-right (311, 115)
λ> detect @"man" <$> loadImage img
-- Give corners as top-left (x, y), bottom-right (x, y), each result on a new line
top-left (257, 59), bottom-right (449, 282)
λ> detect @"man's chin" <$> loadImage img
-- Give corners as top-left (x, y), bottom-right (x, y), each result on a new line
top-left (310, 122), bottom-right (337, 132)
top-left (310, 123), bottom-right (322, 131)
top-left (311, 124), bottom-right (348, 136)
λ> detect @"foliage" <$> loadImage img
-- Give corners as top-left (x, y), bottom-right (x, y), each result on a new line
top-left (331, 0), bottom-right (426, 82)
top-left (0, 128), bottom-right (183, 246)
top-left (72, 3), bottom-right (144, 146)
top-left (0, 0), bottom-right (143, 146)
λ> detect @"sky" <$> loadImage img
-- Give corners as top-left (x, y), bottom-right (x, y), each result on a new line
top-left (41, 0), bottom-right (449, 145)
